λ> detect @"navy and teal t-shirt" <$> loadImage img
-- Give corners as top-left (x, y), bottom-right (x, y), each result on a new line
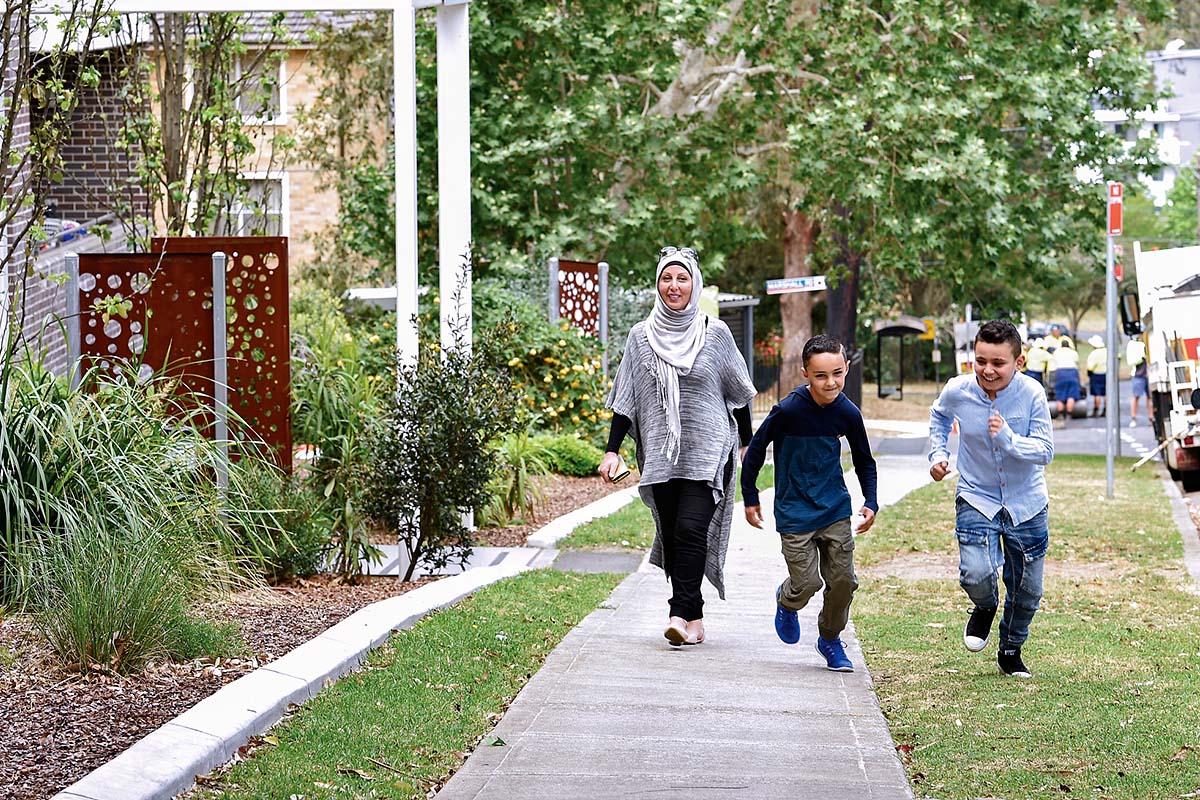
top-left (741, 386), bottom-right (878, 534)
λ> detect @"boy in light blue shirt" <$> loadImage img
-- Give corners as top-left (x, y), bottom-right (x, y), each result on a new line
top-left (928, 319), bottom-right (1054, 678)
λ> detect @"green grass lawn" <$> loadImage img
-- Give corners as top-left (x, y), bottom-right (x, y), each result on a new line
top-left (557, 464), bottom-right (776, 550)
top-left (195, 570), bottom-right (622, 800)
top-left (854, 455), bottom-right (1200, 799)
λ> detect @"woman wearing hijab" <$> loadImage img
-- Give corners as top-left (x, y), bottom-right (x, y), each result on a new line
top-left (599, 246), bottom-right (756, 646)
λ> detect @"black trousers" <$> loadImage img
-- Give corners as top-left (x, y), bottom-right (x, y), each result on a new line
top-left (651, 479), bottom-right (717, 620)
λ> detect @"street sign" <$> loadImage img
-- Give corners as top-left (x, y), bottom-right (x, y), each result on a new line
top-left (1115, 260), bottom-right (1123, 281)
top-left (1107, 182), bottom-right (1123, 237)
top-left (766, 275), bottom-right (827, 295)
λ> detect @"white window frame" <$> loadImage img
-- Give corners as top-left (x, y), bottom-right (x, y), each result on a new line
top-left (225, 172), bottom-right (289, 238)
top-left (235, 47), bottom-right (288, 127)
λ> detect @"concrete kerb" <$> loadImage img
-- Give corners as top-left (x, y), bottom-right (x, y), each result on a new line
top-left (50, 557), bottom-right (543, 800)
top-left (525, 483), bottom-right (640, 548)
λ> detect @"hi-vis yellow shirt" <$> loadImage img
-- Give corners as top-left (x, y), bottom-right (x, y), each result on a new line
top-left (1026, 346), bottom-right (1053, 373)
top-left (1086, 347), bottom-right (1107, 374)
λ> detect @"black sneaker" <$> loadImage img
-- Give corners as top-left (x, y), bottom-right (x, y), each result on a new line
top-left (963, 605), bottom-right (997, 652)
top-left (997, 647), bottom-right (1032, 679)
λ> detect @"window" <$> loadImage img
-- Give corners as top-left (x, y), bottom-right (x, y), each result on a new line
top-left (217, 176), bottom-right (286, 237)
top-left (235, 49), bottom-right (285, 123)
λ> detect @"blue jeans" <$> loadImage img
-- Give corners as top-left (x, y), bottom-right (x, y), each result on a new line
top-left (954, 498), bottom-right (1049, 649)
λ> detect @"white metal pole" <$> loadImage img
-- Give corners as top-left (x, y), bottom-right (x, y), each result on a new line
top-left (437, 1), bottom-right (471, 351)
top-left (1106, 229), bottom-right (1116, 498)
top-left (395, 0), bottom-right (419, 364)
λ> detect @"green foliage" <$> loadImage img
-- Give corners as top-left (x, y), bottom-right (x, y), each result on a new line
top-left (478, 431), bottom-right (551, 528)
top-left (360, 274), bottom-right (523, 580)
top-left (0, 359), bottom-right (269, 671)
top-left (290, 285), bottom-right (386, 580)
top-left (19, 518), bottom-right (246, 672)
top-left (767, 1), bottom-right (1168, 345)
top-left (538, 433), bottom-right (604, 478)
top-left (230, 461), bottom-right (332, 582)
top-left (109, 12), bottom-right (295, 241)
top-left (474, 282), bottom-right (610, 440)
top-left (291, 12), bottom-right (397, 293)
top-left (193, 570), bottom-right (623, 800)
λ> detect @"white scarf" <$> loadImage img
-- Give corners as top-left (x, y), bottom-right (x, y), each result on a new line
top-left (644, 248), bottom-right (707, 464)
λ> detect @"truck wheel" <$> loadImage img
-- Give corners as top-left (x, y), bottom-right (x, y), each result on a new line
top-left (1071, 405), bottom-right (1088, 419)
top-left (1182, 470), bottom-right (1200, 494)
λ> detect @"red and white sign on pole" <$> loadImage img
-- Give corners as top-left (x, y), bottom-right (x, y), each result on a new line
top-left (1107, 182), bottom-right (1123, 237)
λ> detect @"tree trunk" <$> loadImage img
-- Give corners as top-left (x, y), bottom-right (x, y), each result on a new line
top-left (826, 218), bottom-right (863, 352)
top-left (780, 206), bottom-right (817, 391)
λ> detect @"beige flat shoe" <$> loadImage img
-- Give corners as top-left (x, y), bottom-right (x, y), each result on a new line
top-left (683, 620), bottom-right (705, 645)
top-left (664, 616), bottom-right (690, 646)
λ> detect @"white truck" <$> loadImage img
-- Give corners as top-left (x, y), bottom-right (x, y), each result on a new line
top-left (1130, 242), bottom-right (1200, 491)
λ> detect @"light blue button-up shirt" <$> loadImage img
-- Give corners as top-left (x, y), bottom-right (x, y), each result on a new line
top-left (928, 371), bottom-right (1054, 524)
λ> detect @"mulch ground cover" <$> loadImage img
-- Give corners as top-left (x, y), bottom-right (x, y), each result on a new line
top-left (0, 474), bottom-right (625, 800)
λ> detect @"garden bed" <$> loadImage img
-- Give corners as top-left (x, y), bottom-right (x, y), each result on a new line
top-left (0, 475), bottom-right (623, 800)
top-left (0, 575), bottom-right (438, 800)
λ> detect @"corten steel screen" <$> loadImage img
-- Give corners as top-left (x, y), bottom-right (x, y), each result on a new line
top-left (555, 260), bottom-right (602, 337)
top-left (77, 237), bottom-right (291, 467)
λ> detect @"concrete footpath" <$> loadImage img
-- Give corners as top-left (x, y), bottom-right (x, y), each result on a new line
top-left (435, 455), bottom-right (934, 800)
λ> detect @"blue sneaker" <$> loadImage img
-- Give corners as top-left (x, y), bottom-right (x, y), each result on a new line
top-left (815, 636), bottom-right (854, 672)
top-left (774, 584), bottom-right (800, 644)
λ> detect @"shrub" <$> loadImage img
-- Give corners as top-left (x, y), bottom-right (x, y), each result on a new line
top-left (290, 285), bottom-right (385, 580)
top-left (361, 270), bottom-right (522, 580)
top-left (479, 430), bottom-right (551, 527)
top-left (1, 358), bottom-right (270, 672)
top-left (539, 433), bottom-right (605, 477)
top-left (20, 516), bottom-right (245, 672)
top-left (471, 281), bottom-right (611, 441)
top-left (230, 461), bottom-right (332, 582)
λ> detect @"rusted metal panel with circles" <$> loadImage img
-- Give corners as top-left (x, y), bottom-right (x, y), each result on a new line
top-left (76, 252), bottom-right (216, 423)
top-left (152, 237), bottom-right (291, 468)
top-left (554, 259), bottom-right (603, 337)
top-left (77, 238), bottom-right (290, 467)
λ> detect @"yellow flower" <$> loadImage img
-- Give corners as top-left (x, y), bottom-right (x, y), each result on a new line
top-left (507, 357), bottom-right (521, 367)
top-left (434, 296), bottom-right (440, 304)
top-left (567, 401), bottom-right (574, 408)
top-left (550, 392), bottom-right (558, 399)
top-left (529, 348), bottom-right (537, 356)
top-left (336, 359), bottom-right (345, 366)
top-left (571, 415), bottom-right (580, 423)
top-left (543, 375), bottom-right (552, 384)
top-left (557, 339), bottom-right (567, 347)
top-left (369, 334), bottom-right (381, 344)
top-left (570, 380), bottom-right (580, 389)
top-left (343, 333), bottom-right (354, 343)
top-left (581, 394), bottom-right (591, 401)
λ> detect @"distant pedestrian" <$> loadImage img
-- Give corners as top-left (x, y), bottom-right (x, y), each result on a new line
top-left (1052, 339), bottom-right (1080, 423)
top-left (601, 245), bottom-right (756, 647)
top-left (928, 319), bottom-right (1054, 679)
top-left (1126, 337), bottom-right (1150, 427)
top-left (1086, 335), bottom-right (1107, 417)
top-left (1024, 338), bottom-right (1052, 386)
top-left (741, 334), bottom-right (878, 672)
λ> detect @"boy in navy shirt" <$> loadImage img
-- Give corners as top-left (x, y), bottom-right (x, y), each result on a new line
top-left (742, 335), bottom-right (879, 671)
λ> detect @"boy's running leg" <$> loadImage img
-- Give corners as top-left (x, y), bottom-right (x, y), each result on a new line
top-left (813, 517), bottom-right (857, 672)
top-left (778, 531), bottom-right (822, 644)
top-left (813, 517), bottom-right (858, 642)
top-left (955, 498), bottom-right (1003, 653)
top-left (997, 506), bottom-right (1048, 678)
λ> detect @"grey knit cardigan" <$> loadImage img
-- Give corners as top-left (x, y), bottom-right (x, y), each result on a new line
top-left (607, 318), bottom-right (756, 598)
